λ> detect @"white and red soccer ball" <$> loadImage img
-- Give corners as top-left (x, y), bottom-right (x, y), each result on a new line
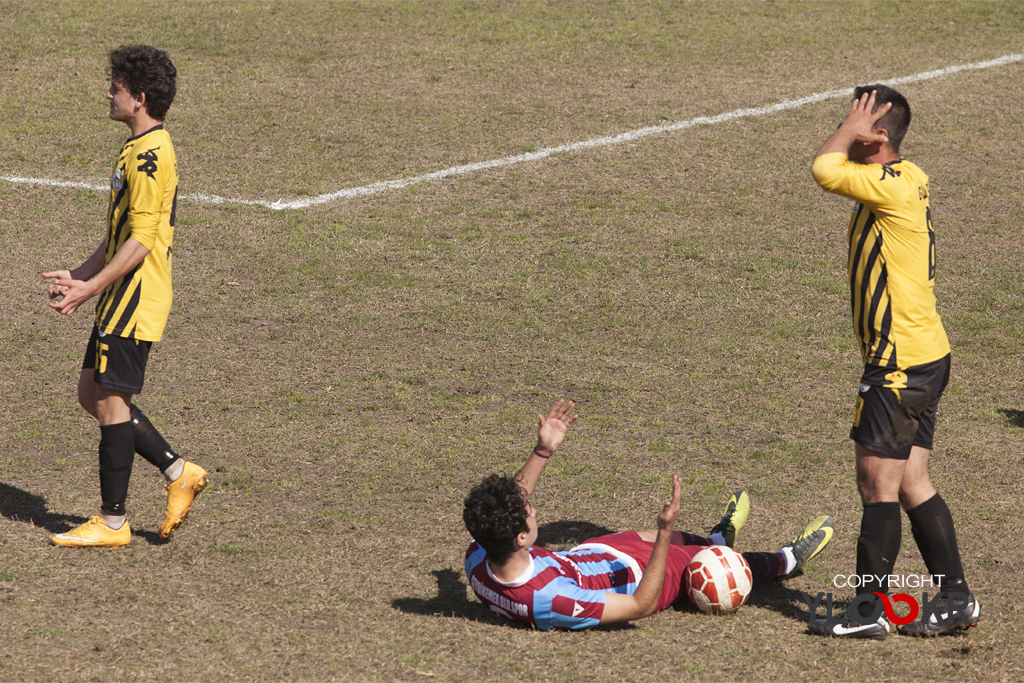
top-left (685, 546), bottom-right (753, 614)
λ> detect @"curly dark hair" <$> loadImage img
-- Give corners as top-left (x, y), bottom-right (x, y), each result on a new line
top-left (108, 45), bottom-right (177, 121)
top-left (854, 83), bottom-right (911, 153)
top-left (463, 474), bottom-right (529, 565)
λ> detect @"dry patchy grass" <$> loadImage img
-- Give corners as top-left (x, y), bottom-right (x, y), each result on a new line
top-left (2, 2), bottom-right (1024, 682)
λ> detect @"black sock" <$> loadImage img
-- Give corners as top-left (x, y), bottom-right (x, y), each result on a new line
top-left (130, 405), bottom-right (179, 473)
top-left (906, 493), bottom-right (969, 594)
top-left (855, 501), bottom-right (901, 617)
top-left (742, 551), bottom-right (783, 587)
top-left (678, 532), bottom-right (712, 546)
top-left (99, 421), bottom-right (135, 516)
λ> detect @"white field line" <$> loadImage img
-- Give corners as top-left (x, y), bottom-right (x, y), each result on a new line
top-left (3, 52), bottom-right (1021, 211)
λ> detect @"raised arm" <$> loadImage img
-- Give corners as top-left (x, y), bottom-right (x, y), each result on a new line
top-left (815, 89), bottom-right (891, 160)
top-left (514, 399), bottom-right (577, 499)
top-left (599, 475), bottom-right (682, 625)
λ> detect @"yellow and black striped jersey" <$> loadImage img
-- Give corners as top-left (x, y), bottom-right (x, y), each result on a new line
top-left (96, 125), bottom-right (178, 342)
top-left (812, 153), bottom-right (949, 369)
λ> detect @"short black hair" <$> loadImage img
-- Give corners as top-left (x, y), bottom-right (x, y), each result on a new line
top-left (854, 84), bottom-right (911, 153)
top-left (108, 45), bottom-right (177, 121)
top-left (463, 475), bottom-right (529, 565)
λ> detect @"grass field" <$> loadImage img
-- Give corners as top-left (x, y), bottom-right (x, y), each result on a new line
top-left (2, 1), bottom-right (1023, 681)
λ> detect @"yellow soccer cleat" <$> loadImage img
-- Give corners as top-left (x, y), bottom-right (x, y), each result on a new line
top-left (710, 490), bottom-right (750, 547)
top-left (781, 515), bottom-right (834, 578)
top-left (51, 516), bottom-right (131, 547)
top-left (160, 461), bottom-right (208, 538)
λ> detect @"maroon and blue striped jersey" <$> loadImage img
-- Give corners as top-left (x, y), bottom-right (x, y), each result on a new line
top-left (464, 534), bottom-right (652, 630)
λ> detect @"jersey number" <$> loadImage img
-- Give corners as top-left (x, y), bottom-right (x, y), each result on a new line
top-left (96, 340), bottom-right (110, 374)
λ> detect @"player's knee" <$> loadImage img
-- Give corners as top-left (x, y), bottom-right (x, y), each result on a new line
top-left (857, 473), bottom-right (901, 504)
top-left (855, 472), bottom-right (878, 502)
top-left (898, 478), bottom-right (934, 510)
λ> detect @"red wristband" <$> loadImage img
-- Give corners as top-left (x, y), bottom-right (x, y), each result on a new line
top-left (532, 449), bottom-right (552, 459)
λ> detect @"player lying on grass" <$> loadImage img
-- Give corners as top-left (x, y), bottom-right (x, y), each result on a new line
top-left (463, 400), bottom-right (834, 630)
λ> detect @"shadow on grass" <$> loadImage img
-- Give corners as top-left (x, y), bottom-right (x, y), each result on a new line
top-left (745, 577), bottom-right (825, 625)
top-left (135, 528), bottom-right (171, 545)
top-left (392, 568), bottom-right (500, 623)
top-left (0, 482), bottom-right (85, 533)
top-left (0, 481), bottom-right (170, 545)
top-left (997, 408), bottom-right (1024, 427)
top-left (536, 520), bottom-right (615, 548)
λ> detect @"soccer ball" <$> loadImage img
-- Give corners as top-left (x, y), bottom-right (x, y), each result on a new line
top-left (685, 546), bottom-right (753, 614)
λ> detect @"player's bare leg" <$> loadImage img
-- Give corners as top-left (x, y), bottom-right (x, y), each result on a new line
top-left (77, 368), bottom-right (99, 419)
top-left (855, 445), bottom-right (907, 504)
top-left (898, 445), bottom-right (936, 510)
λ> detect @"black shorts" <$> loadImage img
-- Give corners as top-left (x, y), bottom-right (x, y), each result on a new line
top-left (82, 326), bottom-right (152, 395)
top-left (850, 354), bottom-right (950, 459)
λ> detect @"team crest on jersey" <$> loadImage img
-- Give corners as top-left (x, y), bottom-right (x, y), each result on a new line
top-left (111, 168), bottom-right (124, 191)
